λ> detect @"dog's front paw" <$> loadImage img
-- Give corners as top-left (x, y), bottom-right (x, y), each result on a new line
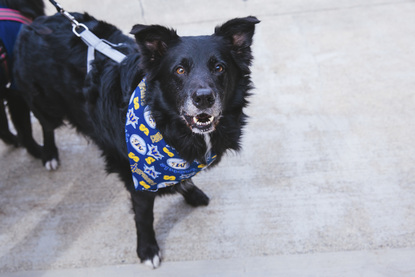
top-left (183, 186), bottom-right (210, 207)
top-left (143, 251), bottom-right (161, 269)
top-left (44, 158), bottom-right (59, 171)
top-left (138, 242), bottom-right (162, 269)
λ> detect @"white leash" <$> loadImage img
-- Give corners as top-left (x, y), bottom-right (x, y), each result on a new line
top-left (49, 0), bottom-right (126, 72)
top-left (76, 27), bottom-right (126, 72)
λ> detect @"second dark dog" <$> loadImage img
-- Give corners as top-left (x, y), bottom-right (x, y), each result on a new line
top-left (14, 12), bottom-right (259, 268)
top-left (0, 0), bottom-right (44, 157)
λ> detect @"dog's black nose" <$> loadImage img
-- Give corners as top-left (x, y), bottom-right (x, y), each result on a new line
top-left (192, 89), bottom-right (215, 109)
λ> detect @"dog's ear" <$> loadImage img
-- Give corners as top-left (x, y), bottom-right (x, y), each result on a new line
top-left (215, 16), bottom-right (260, 48)
top-left (130, 24), bottom-right (178, 61)
top-left (214, 16), bottom-right (260, 71)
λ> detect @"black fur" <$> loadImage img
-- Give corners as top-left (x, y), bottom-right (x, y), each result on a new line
top-left (14, 12), bottom-right (259, 267)
top-left (0, 0), bottom-right (44, 156)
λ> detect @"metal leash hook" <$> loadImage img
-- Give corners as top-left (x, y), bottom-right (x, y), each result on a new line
top-left (49, 0), bottom-right (88, 37)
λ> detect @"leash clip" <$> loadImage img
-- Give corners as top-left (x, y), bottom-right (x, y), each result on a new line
top-left (72, 23), bottom-right (88, 37)
top-left (49, 1), bottom-right (89, 37)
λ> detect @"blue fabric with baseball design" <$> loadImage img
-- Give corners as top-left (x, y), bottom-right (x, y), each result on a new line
top-left (125, 78), bottom-right (216, 192)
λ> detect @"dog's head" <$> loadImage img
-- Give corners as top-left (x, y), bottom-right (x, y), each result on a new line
top-left (131, 16), bottom-right (259, 134)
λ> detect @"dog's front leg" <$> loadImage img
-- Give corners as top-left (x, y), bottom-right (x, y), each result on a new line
top-left (130, 190), bottom-right (161, 268)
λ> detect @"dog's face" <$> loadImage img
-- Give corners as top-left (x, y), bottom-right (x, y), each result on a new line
top-left (131, 17), bottom-right (259, 134)
top-left (157, 36), bottom-right (230, 134)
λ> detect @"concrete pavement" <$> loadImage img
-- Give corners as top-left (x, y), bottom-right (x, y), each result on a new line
top-left (2, 0), bottom-right (415, 276)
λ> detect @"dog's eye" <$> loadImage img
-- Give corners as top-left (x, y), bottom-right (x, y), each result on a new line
top-left (176, 66), bottom-right (186, 75)
top-left (215, 64), bottom-right (224, 73)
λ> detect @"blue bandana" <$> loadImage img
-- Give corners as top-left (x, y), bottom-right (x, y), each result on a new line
top-left (125, 78), bottom-right (216, 192)
top-left (0, 6), bottom-right (24, 88)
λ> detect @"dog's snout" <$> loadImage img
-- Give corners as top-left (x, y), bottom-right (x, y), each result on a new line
top-left (192, 89), bottom-right (215, 109)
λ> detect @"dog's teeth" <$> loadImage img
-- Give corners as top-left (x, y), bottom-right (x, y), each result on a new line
top-left (192, 115), bottom-right (214, 127)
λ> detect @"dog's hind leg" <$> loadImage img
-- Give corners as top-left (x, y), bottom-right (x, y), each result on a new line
top-left (130, 190), bottom-right (161, 268)
top-left (0, 97), bottom-right (19, 147)
top-left (27, 101), bottom-right (61, 170)
top-left (41, 126), bottom-right (59, 170)
top-left (177, 179), bottom-right (210, 207)
top-left (7, 91), bottom-right (42, 158)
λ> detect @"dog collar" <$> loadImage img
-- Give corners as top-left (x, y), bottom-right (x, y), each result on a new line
top-left (0, 7), bottom-right (32, 88)
top-left (0, 8), bottom-right (32, 25)
top-left (125, 78), bottom-right (216, 192)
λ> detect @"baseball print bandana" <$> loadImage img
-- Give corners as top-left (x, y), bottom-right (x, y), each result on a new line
top-left (125, 78), bottom-right (216, 192)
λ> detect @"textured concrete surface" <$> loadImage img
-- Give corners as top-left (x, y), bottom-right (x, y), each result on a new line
top-left (2, 0), bottom-right (415, 276)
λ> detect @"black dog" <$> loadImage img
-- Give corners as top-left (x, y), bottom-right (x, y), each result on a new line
top-left (14, 12), bottom-right (259, 268)
top-left (0, 0), bottom-right (44, 157)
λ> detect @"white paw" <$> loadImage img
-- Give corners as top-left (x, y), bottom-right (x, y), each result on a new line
top-left (143, 252), bottom-right (161, 269)
top-left (45, 158), bottom-right (59, 171)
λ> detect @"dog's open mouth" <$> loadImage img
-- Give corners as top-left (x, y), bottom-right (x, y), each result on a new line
top-left (183, 113), bottom-right (218, 133)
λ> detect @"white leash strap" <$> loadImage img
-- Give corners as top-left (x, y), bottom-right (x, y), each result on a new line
top-left (86, 44), bottom-right (95, 73)
top-left (49, 1), bottom-right (126, 72)
top-left (78, 28), bottom-right (127, 72)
